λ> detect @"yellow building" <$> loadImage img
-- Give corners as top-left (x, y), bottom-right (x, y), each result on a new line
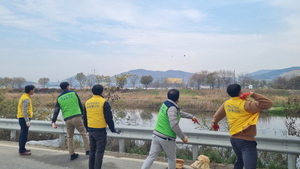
top-left (166, 78), bottom-right (183, 84)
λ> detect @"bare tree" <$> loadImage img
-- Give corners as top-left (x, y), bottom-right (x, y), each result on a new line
top-left (190, 70), bottom-right (208, 90)
top-left (140, 75), bottom-right (153, 90)
top-left (128, 74), bottom-right (139, 89)
top-left (1, 77), bottom-right (12, 88)
top-left (251, 80), bottom-right (259, 89)
top-left (160, 77), bottom-right (168, 89)
top-left (95, 75), bottom-right (104, 85)
top-left (66, 77), bottom-right (75, 88)
top-left (103, 76), bottom-right (112, 87)
top-left (38, 77), bottom-right (50, 88)
top-left (12, 77), bottom-right (26, 89)
top-left (218, 70), bottom-right (235, 87)
top-left (95, 75), bottom-right (112, 88)
top-left (258, 79), bottom-right (267, 89)
top-left (75, 72), bottom-right (87, 89)
top-left (237, 72), bottom-right (253, 88)
top-left (288, 76), bottom-right (300, 89)
top-left (86, 74), bottom-right (96, 89)
top-left (114, 74), bottom-right (131, 89)
top-left (206, 71), bottom-right (218, 89)
top-left (153, 78), bottom-right (160, 89)
top-left (215, 74), bottom-right (223, 89)
top-left (271, 77), bottom-right (288, 89)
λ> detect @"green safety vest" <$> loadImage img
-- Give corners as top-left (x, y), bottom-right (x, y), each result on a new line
top-left (154, 100), bottom-right (180, 138)
top-left (58, 92), bottom-right (82, 119)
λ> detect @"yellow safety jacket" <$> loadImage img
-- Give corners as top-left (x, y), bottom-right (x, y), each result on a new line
top-left (17, 93), bottom-right (33, 118)
top-left (224, 97), bottom-right (259, 136)
top-left (85, 95), bottom-right (107, 128)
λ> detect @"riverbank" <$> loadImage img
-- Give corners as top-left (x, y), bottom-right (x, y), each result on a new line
top-left (5, 88), bottom-right (293, 116)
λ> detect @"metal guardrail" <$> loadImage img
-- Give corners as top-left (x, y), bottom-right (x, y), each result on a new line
top-left (0, 118), bottom-right (299, 169)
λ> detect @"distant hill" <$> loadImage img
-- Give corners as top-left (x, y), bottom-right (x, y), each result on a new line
top-left (249, 66), bottom-right (300, 80)
top-left (247, 69), bottom-right (275, 76)
top-left (2, 67), bottom-right (300, 87)
top-left (119, 69), bottom-right (193, 83)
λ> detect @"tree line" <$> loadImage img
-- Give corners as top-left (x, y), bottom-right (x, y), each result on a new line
top-left (1, 70), bottom-right (300, 90)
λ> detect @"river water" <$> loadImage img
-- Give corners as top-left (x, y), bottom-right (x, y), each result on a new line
top-left (114, 109), bottom-right (291, 137)
top-left (54, 108), bottom-right (293, 137)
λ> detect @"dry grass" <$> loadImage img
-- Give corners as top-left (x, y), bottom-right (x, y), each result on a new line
top-left (7, 88), bottom-right (291, 112)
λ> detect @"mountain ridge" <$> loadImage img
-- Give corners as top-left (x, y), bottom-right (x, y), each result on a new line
top-left (2, 66), bottom-right (300, 86)
top-left (250, 66), bottom-right (300, 80)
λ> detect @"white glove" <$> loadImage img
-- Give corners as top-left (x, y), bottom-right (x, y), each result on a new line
top-left (26, 121), bottom-right (30, 127)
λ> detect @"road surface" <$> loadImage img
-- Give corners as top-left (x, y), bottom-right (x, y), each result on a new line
top-left (0, 141), bottom-right (194, 169)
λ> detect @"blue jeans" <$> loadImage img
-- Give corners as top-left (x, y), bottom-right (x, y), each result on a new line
top-left (18, 118), bottom-right (29, 153)
top-left (230, 137), bottom-right (257, 169)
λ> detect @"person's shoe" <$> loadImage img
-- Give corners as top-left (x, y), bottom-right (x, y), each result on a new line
top-left (70, 153), bottom-right (79, 160)
top-left (25, 149), bottom-right (31, 152)
top-left (19, 152), bottom-right (31, 155)
top-left (85, 151), bottom-right (89, 155)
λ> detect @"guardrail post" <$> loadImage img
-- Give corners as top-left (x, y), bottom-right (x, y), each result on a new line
top-left (288, 154), bottom-right (296, 169)
top-left (119, 139), bottom-right (125, 153)
top-left (10, 130), bottom-right (17, 141)
top-left (59, 134), bottom-right (65, 148)
top-left (192, 145), bottom-right (198, 160)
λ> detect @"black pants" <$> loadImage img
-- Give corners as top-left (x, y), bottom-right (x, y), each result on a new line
top-left (89, 130), bottom-right (107, 169)
top-left (230, 137), bottom-right (257, 169)
top-left (18, 118), bottom-right (29, 153)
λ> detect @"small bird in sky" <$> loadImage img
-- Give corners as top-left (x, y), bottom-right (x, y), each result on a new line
top-left (171, 55), bottom-right (186, 57)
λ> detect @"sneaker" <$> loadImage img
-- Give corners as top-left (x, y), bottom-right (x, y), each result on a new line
top-left (20, 152), bottom-right (31, 156)
top-left (85, 151), bottom-right (89, 155)
top-left (70, 153), bottom-right (79, 161)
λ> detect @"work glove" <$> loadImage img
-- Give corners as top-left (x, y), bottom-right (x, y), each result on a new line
top-left (192, 117), bottom-right (200, 125)
top-left (26, 121), bottom-right (30, 127)
top-left (182, 136), bottom-right (188, 143)
top-left (52, 122), bottom-right (57, 129)
top-left (114, 129), bottom-right (121, 134)
top-left (212, 124), bottom-right (219, 131)
top-left (239, 92), bottom-right (252, 100)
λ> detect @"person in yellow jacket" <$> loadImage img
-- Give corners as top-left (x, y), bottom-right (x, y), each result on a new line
top-left (17, 85), bottom-right (35, 155)
top-left (212, 84), bottom-right (273, 169)
top-left (83, 84), bottom-right (120, 169)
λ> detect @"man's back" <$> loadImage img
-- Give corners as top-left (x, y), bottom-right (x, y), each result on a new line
top-left (57, 90), bottom-right (82, 120)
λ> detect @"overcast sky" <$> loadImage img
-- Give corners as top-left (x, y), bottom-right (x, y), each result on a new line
top-left (0, 0), bottom-right (299, 82)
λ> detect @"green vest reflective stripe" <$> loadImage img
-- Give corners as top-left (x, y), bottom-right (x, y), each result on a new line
top-left (154, 100), bottom-right (180, 138)
top-left (85, 95), bottom-right (107, 128)
top-left (58, 92), bottom-right (82, 119)
top-left (224, 97), bottom-right (259, 135)
top-left (17, 93), bottom-right (33, 118)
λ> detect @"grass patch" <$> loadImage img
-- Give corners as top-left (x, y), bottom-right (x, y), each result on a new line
top-left (267, 107), bottom-right (285, 116)
top-left (179, 89), bottom-right (199, 96)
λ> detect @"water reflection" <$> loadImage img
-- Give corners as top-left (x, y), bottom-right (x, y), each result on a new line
top-left (114, 109), bottom-right (295, 137)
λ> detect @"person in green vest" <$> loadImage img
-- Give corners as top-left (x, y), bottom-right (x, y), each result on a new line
top-left (52, 82), bottom-right (90, 161)
top-left (17, 85), bottom-right (35, 155)
top-left (83, 84), bottom-right (120, 169)
top-left (212, 84), bottom-right (273, 169)
top-left (141, 89), bottom-right (199, 169)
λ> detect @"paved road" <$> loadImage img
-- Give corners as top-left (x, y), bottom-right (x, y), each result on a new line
top-left (0, 141), bottom-right (193, 169)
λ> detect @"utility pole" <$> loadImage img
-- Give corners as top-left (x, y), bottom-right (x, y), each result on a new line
top-left (233, 70), bottom-right (236, 83)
